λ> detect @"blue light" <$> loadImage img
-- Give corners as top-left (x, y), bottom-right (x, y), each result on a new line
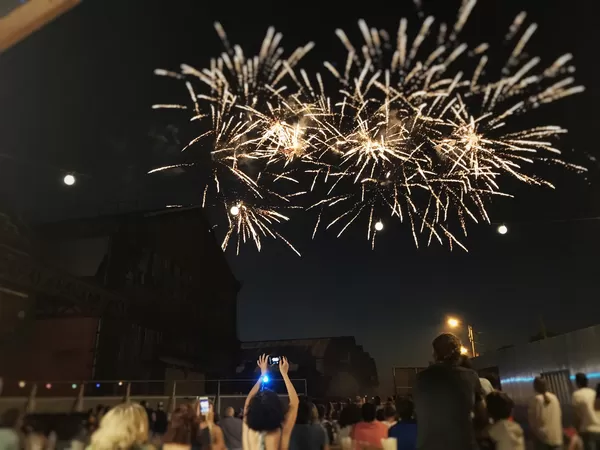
top-left (262, 375), bottom-right (270, 383)
top-left (96, 383), bottom-right (101, 388)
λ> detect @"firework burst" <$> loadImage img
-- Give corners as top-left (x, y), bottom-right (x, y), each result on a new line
top-left (313, 1), bottom-right (585, 249)
top-left (151, 2), bottom-right (585, 254)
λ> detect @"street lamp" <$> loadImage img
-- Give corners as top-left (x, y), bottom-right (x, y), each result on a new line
top-left (446, 316), bottom-right (478, 357)
top-left (447, 317), bottom-right (460, 328)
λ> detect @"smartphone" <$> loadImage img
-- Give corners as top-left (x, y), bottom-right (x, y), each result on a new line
top-left (198, 396), bottom-right (210, 414)
top-left (268, 356), bottom-right (280, 365)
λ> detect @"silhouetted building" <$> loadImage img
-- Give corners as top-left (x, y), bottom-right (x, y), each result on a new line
top-left (237, 337), bottom-right (378, 398)
top-left (0, 206), bottom-right (239, 394)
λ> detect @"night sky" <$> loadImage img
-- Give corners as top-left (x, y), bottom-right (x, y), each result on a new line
top-left (1, 0), bottom-right (599, 393)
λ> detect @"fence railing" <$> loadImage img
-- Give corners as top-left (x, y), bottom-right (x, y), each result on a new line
top-left (0, 378), bottom-right (308, 415)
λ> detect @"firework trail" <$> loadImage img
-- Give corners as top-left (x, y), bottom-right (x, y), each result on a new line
top-left (151, 2), bottom-right (584, 254)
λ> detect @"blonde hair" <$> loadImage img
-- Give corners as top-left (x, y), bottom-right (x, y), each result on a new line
top-left (90, 403), bottom-right (149, 450)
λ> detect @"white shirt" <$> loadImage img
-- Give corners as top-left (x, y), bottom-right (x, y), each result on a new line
top-left (488, 419), bottom-right (525, 450)
top-left (572, 387), bottom-right (600, 433)
top-left (0, 429), bottom-right (20, 450)
top-left (528, 392), bottom-right (563, 446)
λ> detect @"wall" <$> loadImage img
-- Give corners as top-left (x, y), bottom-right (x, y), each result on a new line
top-left (473, 324), bottom-right (600, 426)
top-left (0, 317), bottom-right (98, 395)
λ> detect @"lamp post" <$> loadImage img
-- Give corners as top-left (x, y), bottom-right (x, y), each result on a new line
top-left (447, 317), bottom-right (478, 357)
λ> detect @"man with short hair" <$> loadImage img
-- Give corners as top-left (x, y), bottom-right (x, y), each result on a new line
top-left (414, 333), bottom-right (486, 450)
top-left (351, 402), bottom-right (388, 448)
top-left (220, 406), bottom-right (243, 450)
top-left (572, 373), bottom-right (600, 450)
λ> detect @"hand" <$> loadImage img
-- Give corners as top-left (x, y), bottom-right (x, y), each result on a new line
top-left (257, 354), bottom-right (269, 375)
top-left (279, 356), bottom-right (290, 376)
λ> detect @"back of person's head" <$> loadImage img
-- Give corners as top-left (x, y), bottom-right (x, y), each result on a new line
top-left (224, 407), bottom-right (235, 418)
top-left (90, 402), bottom-right (149, 450)
top-left (486, 391), bottom-right (514, 422)
top-left (361, 402), bottom-right (377, 422)
top-left (396, 398), bottom-right (415, 422)
top-left (432, 333), bottom-right (462, 364)
top-left (575, 373), bottom-right (589, 389)
top-left (163, 407), bottom-right (191, 445)
top-left (533, 377), bottom-right (551, 405)
top-left (246, 389), bottom-right (284, 432)
top-left (295, 398), bottom-right (315, 425)
top-left (339, 404), bottom-right (362, 428)
top-left (0, 408), bottom-right (21, 428)
top-left (316, 404), bottom-right (326, 421)
top-left (373, 396), bottom-right (381, 406)
top-left (383, 404), bottom-right (396, 421)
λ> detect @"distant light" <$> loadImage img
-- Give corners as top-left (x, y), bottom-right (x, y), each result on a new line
top-left (497, 224), bottom-right (508, 235)
top-left (63, 174), bottom-right (76, 186)
top-left (230, 205), bottom-right (240, 216)
top-left (96, 383), bottom-right (101, 388)
top-left (71, 384), bottom-right (77, 389)
top-left (118, 381), bottom-right (123, 386)
top-left (460, 346), bottom-right (468, 355)
top-left (18, 381), bottom-right (26, 388)
top-left (45, 383), bottom-right (52, 389)
top-left (447, 317), bottom-right (460, 328)
top-left (374, 221), bottom-right (384, 231)
top-left (262, 375), bottom-right (270, 383)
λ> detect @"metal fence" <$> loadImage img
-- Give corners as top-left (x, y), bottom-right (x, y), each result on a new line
top-left (0, 378), bottom-right (307, 415)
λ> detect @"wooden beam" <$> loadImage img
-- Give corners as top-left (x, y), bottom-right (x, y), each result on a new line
top-left (0, 0), bottom-right (81, 52)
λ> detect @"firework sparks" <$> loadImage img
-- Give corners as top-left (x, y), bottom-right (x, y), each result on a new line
top-left (151, 1), bottom-right (584, 254)
top-left (312, 0), bottom-right (584, 249)
top-left (221, 201), bottom-right (300, 256)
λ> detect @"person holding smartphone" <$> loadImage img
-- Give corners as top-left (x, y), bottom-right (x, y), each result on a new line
top-left (243, 354), bottom-right (299, 450)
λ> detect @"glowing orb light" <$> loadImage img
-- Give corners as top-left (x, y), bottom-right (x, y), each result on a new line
top-left (374, 221), bottom-right (384, 231)
top-left (18, 381), bottom-right (26, 388)
top-left (497, 224), bottom-right (508, 235)
top-left (230, 205), bottom-right (240, 216)
top-left (63, 174), bottom-right (76, 186)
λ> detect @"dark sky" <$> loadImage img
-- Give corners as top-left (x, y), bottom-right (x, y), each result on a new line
top-left (1, 0), bottom-right (599, 393)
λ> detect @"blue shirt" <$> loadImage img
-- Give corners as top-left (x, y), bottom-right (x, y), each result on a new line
top-left (389, 421), bottom-right (417, 450)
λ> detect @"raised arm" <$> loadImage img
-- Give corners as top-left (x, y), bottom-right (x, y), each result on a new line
top-left (244, 354), bottom-right (269, 420)
top-left (280, 356), bottom-right (299, 435)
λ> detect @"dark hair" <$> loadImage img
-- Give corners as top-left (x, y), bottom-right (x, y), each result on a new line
top-left (338, 404), bottom-right (361, 428)
top-left (396, 398), bottom-right (415, 422)
top-left (295, 398), bottom-right (314, 425)
top-left (533, 377), bottom-right (551, 405)
top-left (0, 409), bottom-right (20, 428)
top-left (373, 396), bottom-right (381, 406)
top-left (383, 404), bottom-right (396, 420)
top-left (246, 389), bottom-right (284, 432)
top-left (163, 407), bottom-right (191, 444)
top-left (486, 391), bottom-right (514, 421)
top-left (575, 373), bottom-right (588, 389)
top-left (361, 402), bottom-right (377, 422)
top-left (433, 333), bottom-right (462, 364)
top-left (316, 404), bottom-right (326, 421)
